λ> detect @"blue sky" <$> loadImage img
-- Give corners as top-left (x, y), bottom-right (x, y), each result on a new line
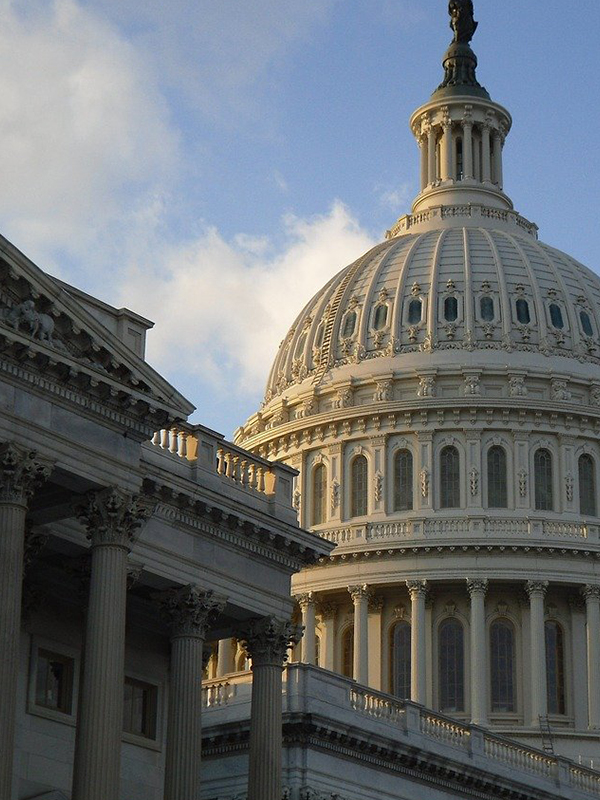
top-left (1, 0), bottom-right (599, 437)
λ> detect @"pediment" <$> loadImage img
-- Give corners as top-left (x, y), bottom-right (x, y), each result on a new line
top-left (0, 233), bottom-right (194, 431)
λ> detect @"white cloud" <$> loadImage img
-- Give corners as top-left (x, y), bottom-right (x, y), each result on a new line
top-left (118, 202), bottom-right (377, 398)
top-left (377, 182), bottom-right (413, 213)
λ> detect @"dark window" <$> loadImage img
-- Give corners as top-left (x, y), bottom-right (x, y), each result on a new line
top-left (123, 677), bottom-right (158, 739)
top-left (439, 619), bottom-right (465, 713)
top-left (35, 649), bottom-right (74, 714)
top-left (545, 621), bottom-right (566, 715)
top-left (408, 299), bottom-right (422, 325)
top-left (487, 446), bottom-right (508, 509)
top-left (480, 296), bottom-right (495, 322)
top-left (534, 449), bottom-right (553, 511)
top-left (312, 464), bottom-right (327, 525)
top-left (490, 620), bottom-right (516, 712)
top-left (351, 455), bottom-right (368, 517)
top-left (342, 628), bottom-right (354, 678)
top-left (549, 304), bottom-right (564, 330)
top-left (373, 304), bottom-right (388, 330)
top-left (440, 446), bottom-right (460, 509)
top-left (394, 449), bottom-right (414, 511)
top-left (456, 138), bottom-right (463, 181)
top-left (444, 296), bottom-right (458, 322)
top-left (579, 454), bottom-right (597, 516)
top-left (342, 311), bottom-right (357, 338)
top-left (516, 298), bottom-right (531, 325)
top-left (581, 311), bottom-right (594, 337)
top-left (390, 622), bottom-right (411, 699)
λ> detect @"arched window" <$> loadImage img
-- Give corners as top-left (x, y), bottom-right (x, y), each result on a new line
top-left (373, 304), bottom-right (388, 330)
top-left (408, 299), bottom-right (423, 325)
top-left (438, 619), bottom-right (465, 712)
top-left (549, 304), bottom-right (565, 330)
top-left (311, 464), bottom-right (327, 526)
top-left (545, 621), bottom-right (566, 715)
top-left (490, 620), bottom-right (515, 712)
top-left (534, 449), bottom-right (553, 511)
top-left (456, 137), bottom-right (463, 181)
top-left (580, 310), bottom-right (594, 337)
top-left (342, 311), bottom-right (357, 338)
top-left (341, 628), bottom-right (354, 678)
top-left (394, 449), bottom-right (413, 511)
top-left (480, 296), bottom-right (495, 322)
top-left (351, 455), bottom-right (368, 517)
top-left (444, 296), bottom-right (458, 322)
top-left (579, 454), bottom-right (597, 516)
top-left (516, 298), bottom-right (531, 325)
top-left (487, 446), bottom-right (508, 509)
top-left (440, 446), bottom-right (460, 509)
top-left (390, 622), bottom-right (411, 699)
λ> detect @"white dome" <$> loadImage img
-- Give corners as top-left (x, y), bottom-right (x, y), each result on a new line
top-left (263, 217), bottom-right (600, 408)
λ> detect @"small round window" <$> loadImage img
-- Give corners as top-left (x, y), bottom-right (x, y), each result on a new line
top-left (408, 299), bottom-right (423, 325)
top-left (516, 298), bottom-right (531, 325)
top-left (549, 304), bottom-right (564, 330)
top-left (444, 296), bottom-right (458, 323)
top-left (480, 296), bottom-right (495, 322)
top-left (342, 311), bottom-right (357, 338)
top-left (581, 310), bottom-right (594, 337)
top-left (373, 304), bottom-right (388, 330)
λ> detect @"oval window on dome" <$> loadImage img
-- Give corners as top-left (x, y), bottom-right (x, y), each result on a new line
top-left (408, 299), bottom-right (423, 325)
top-left (549, 304), bottom-right (564, 330)
top-left (341, 311), bottom-right (357, 338)
top-left (444, 296), bottom-right (458, 323)
top-left (480, 296), bottom-right (495, 322)
top-left (516, 298), bottom-right (531, 325)
top-left (373, 304), bottom-right (388, 330)
top-left (581, 310), bottom-right (594, 337)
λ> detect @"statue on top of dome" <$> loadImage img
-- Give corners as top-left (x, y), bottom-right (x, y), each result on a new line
top-left (449, 0), bottom-right (478, 44)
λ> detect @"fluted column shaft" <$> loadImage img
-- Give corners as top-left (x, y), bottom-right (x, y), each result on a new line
top-left (318, 604), bottom-right (336, 671)
top-left (72, 488), bottom-right (149, 800)
top-left (441, 122), bottom-right (453, 181)
top-left (407, 580), bottom-right (427, 704)
top-left (349, 586), bottom-right (370, 684)
top-left (160, 586), bottom-right (226, 800)
top-left (217, 638), bottom-right (236, 677)
top-left (297, 592), bottom-right (316, 664)
top-left (467, 579), bottom-right (488, 726)
top-left (462, 122), bottom-right (473, 179)
top-left (584, 586), bottom-right (600, 729)
top-left (493, 131), bottom-right (503, 188)
top-left (0, 443), bottom-right (52, 799)
top-left (420, 137), bottom-right (428, 191)
top-left (526, 580), bottom-right (548, 727)
top-left (242, 617), bottom-right (301, 800)
top-left (481, 123), bottom-right (492, 183)
top-left (427, 128), bottom-right (437, 185)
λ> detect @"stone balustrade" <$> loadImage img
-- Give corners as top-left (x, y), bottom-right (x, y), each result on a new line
top-left (202, 680), bottom-right (236, 708)
top-left (386, 203), bottom-right (539, 240)
top-left (483, 735), bottom-right (556, 779)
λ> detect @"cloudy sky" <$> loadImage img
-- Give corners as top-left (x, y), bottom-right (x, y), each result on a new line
top-left (1, 0), bottom-right (599, 436)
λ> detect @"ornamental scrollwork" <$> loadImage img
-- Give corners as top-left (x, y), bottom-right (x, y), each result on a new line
top-left (374, 471), bottom-right (383, 503)
top-left (509, 376), bottom-right (528, 397)
top-left (374, 379), bottom-right (393, 402)
top-left (417, 376), bottom-right (436, 398)
top-left (158, 584), bottom-right (227, 639)
top-left (330, 479), bottom-right (340, 512)
top-left (420, 467), bottom-right (430, 499)
top-left (551, 379), bottom-right (572, 402)
top-left (464, 375), bottom-right (481, 397)
top-left (76, 487), bottom-right (154, 549)
top-left (518, 469), bottom-right (528, 498)
top-left (466, 578), bottom-right (488, 597)
top-left (0, 442), bottom-right (53, 506)
top-left (565, 473), bottom-right (574, 503)
top-left (406, 579), bottom-right (428, 599)
top-left (469, 467), bottom-right (480, 497)
top-left (525, 580), bottom-right (549, 598)
top-left (239, 616), bottom-right (302, 667)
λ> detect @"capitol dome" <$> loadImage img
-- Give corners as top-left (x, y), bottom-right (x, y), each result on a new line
top-left (235, 4), bottom-right (600, 763)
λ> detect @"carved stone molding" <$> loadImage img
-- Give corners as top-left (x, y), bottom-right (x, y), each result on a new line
top-left (525, 580), bottom-right (549, 599)
top-left (239, 616), bottom-right (302, 667)
top-left (466, 578), bottom-right (489, 597)
top-left (296, 592), bottom-right (315, 611)
top-left (406, 579), bottom-right (428, 598)
top-left (582, 584), bottom-right (600, 602)
top-left (76, 486), bottom-right (153, 550)
top-left (158, 584), bottom-right (227, 639)
top-left (348, 584), bottom-right (371, 603)
top-left (0, 442), bottom-right (53, 506)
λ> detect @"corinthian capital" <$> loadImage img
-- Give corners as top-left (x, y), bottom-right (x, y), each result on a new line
top-left (582, 584), bottom-right (600, 602)
top-left (525, 580), bottom-right (549, 599)
top-left (406, 579), bottom-right (428, 599)
top-left (348, 584), bottom-right (371, 603)
top-left (467, 578), bottom-right (489, 598)
top-left (76, 487), bottom-right (153, 549)
top-left (158, 584), bottom-right (227, 639)
top-left (295, 592), bottom-right (315, 611)
top-left (240, 616), bottom-right (302, 667)
top-left (0, 442), bottom-right (53, 505)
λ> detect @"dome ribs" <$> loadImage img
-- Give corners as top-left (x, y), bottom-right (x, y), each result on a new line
top-left (426, 229), bottom-right (450, 349)
top-left (479, 229), bottom-right (513, 344)
top-left (390, 234), bottom-right (427, 347)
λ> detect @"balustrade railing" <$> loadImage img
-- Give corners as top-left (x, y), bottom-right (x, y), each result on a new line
top-left (202, 680), bottom-right (235, 708)
top-left (571, 766), bottom-right (600, 795)
top-left (420, 711), bottom-right (470, 749)
top-left (483, 735), bottom-right (556, 779)
top-left (350, 687), bottom-right (405, 723)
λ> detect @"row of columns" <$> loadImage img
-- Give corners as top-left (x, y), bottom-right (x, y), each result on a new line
top-left (419, 121), bottom-right (504, 189)
top-left (0, 441), bottom-right (300, 800)
top-left (292, 578), bottom-right (600, 730)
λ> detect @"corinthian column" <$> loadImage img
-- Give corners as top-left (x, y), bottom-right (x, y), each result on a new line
top-left (407, 580), bottom-right (428, 704)
top-left (467, 579), bottom-right (489, 726)
top-left (296, 592), bottom-right (316, 664)
top-left (241, 617), bottom-right (302, 800)
top-left (0, 443), bottom-right (52, 799)
top-left (349, 585), bottom-right (370, 684)
top-left (160, 585), bottom-right (226, 800)
top-left (526, 580), bottom-right (549, 727)
top-left (583, 585), bottom-right (600, 729)
top-left (72, 488), bottom-right (151, 800)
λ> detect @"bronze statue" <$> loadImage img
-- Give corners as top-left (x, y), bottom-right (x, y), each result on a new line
top-left (449, 0), bottom-right (478, 45)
